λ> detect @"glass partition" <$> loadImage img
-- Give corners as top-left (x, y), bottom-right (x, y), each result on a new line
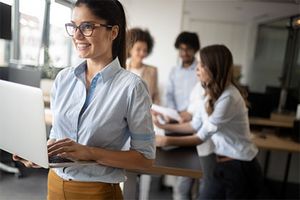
top-left (250, 15), bottom-right (300, 112)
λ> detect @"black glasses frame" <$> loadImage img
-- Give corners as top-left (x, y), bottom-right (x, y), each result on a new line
top-left (65, 22), bottom-right (113, 37)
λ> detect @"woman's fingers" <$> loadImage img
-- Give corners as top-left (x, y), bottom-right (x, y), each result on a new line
top-left (12, 154), bottom-right (22, 161)
top-left (48, 138), bottom-right (71, 148)
top-left (12, 154), bottom-right (41, 168)
top-left (48, 145), bottom-right (74, 157)
top-left (48, 138), bottom-right (73, 154)
top-left (47, 138), bottom-right (92, 161)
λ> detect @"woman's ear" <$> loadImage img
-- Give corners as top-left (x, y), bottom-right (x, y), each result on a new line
top-left (111, 25), bottom-right (119, 41)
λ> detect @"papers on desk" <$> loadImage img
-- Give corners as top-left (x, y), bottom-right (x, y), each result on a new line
top-left (151, 104), bottom-right (181, 122)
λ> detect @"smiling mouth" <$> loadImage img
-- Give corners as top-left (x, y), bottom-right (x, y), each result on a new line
top-left (76, 43), bottom-right (91, 51)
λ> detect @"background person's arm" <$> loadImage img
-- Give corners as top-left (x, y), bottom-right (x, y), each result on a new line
top-left (153, 115), bottom-right (195, 133)
top-left (156, 134), bottom-right (202, 147)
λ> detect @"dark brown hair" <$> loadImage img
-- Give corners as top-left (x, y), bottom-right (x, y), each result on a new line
top-left (126, 28), bottom-right (154, 58)
top-left (75, 0), bottom-right (127, 68)
top-left (200, 44), bottom-right (248, 115)
top-left (175, 31), bottom-right (200, 52)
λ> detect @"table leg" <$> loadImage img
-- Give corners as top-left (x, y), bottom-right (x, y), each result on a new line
top-left (281, 152), bottom-right (292, 198)
top-left (263, 150), bottom-right (271, 179)
top-left (123, 171), bottom-right (139, 200)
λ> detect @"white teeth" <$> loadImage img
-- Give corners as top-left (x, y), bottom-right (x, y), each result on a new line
top-left (77, 43), bottom-right (90, 50)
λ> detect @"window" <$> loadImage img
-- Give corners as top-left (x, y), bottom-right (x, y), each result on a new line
top-left (49, 0), bottom-right (72, 68)
top-left (19, 0), bottom-right (45, 65)
top-left (0, 0), bottom-right (12, 5)
top-left (2, 0), bottom-right (77, 70)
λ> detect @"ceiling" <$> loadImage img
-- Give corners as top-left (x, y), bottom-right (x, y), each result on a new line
top-left (57, 0), bottom-right (299, 24)
top-left (184, 0), bottom-right (300, 24)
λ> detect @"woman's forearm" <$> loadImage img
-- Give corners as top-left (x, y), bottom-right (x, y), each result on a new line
top-left (165, 135), bottom-right (202, 146)
top-left (163, 122), bottom-right (195, 133)
top-left (88, 148), bottom-right (153, 171)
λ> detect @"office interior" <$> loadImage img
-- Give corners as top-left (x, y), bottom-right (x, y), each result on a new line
top-left (0, 0), bottom-right (299, 199)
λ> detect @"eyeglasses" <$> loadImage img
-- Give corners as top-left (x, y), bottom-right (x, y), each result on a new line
top-left (65, 22), bottom-right (113, 37)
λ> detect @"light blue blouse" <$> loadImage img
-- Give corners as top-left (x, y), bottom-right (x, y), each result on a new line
top-left (49, 58), bottom-right (155, 183)
top-left (191, 85), bottom-right (258, 161)
top-left (166, 60), bottom-right (198, 112)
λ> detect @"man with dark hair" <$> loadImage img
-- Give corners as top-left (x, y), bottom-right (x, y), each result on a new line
top-left (174, 31), bottom-right (200, 52)
top-left (166, 31), bottom-right (200, 122)
top-left (165, 31), bottom-right (200, 200)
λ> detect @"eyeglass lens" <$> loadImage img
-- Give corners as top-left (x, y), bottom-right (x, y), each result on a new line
top-left (65, 23), bottom-right (94, 37)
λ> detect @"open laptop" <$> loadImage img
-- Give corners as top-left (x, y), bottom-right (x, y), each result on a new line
top-left (0, 80), bottom-right (96, 168)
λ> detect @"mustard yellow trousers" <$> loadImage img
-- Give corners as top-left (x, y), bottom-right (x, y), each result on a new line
top-left (47, 170), bottom-right (123, 200)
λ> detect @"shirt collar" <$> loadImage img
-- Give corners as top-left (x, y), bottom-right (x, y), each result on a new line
top-left (74, 57), bottom-right (122, 83)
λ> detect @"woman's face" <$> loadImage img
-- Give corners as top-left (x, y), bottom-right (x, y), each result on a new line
top-left (71, 5), bottom-right (117, 61)
top-left (196, 61), bottom-right (211, 85)
top-left (129, 41), bottom-right (148, 63)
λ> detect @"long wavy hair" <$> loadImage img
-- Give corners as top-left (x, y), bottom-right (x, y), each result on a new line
top-left (200, 44), bottom-right (248, 115)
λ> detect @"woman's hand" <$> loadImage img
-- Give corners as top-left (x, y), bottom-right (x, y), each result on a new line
top-left (155, 135), bottom-right (168, 147)
top-left (151, 109), bottom-right (171, 123)
top-left (12, 155), bottom-right (41, 168)
top-left (48, 138), bottom-right (93, 161)
top-left (152, 114), bottom-right (168, 129)
top-left (178, 111), bottom-right (192, 123)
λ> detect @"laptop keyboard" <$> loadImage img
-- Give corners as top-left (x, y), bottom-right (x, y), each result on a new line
top-left (49, 156), bottom-right (73, 163)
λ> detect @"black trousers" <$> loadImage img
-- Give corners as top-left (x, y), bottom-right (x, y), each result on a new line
top-left (199, 157), bottom-right (263, 200)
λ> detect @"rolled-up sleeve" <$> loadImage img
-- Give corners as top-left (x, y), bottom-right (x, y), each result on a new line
top-left (196, 95), bottom-right (236, 141)
top-left (126, 80), bottom-right (156, 159)
top-left (190, 108), bottom-right (203, 130)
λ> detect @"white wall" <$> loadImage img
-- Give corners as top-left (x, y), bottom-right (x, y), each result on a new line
top-left (121, 0), bottom-right (184, 105)
top-left (183, 14), bottom-right (257, 86)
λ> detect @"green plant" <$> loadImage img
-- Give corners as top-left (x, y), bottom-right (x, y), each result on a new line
top-left (40, 48), bottom-right (62, 79)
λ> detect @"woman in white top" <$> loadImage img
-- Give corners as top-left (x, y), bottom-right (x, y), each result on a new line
top-left (154, 44), bottom-right (262, 199)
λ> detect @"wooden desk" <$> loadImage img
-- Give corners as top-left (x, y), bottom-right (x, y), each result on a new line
top-left (128, 147), bottom-right (202, 178)
top-left (249, 117), bottom-right (293, 128)
top-left (123, 147), bottom-right (202, 199)
top-left (252, 131), bottom-right (300, 153)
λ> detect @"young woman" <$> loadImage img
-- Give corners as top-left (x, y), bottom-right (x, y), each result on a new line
top-left (126, 27), bottom-right (160, 104)
top-left (154, 44), bottom-right (263, 199)
top-left (14, 0), bottom-right (155, 199)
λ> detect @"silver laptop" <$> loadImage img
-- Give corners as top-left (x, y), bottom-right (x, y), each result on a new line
top-left (0, 80), bottom-right (96, 168)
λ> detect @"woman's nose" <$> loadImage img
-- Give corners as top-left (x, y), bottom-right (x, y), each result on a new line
top-left (73, 28), bottom-right (84, 39)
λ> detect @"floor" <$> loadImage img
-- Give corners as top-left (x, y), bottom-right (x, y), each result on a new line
top-left (0, 167), bottom-right (48, 200)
